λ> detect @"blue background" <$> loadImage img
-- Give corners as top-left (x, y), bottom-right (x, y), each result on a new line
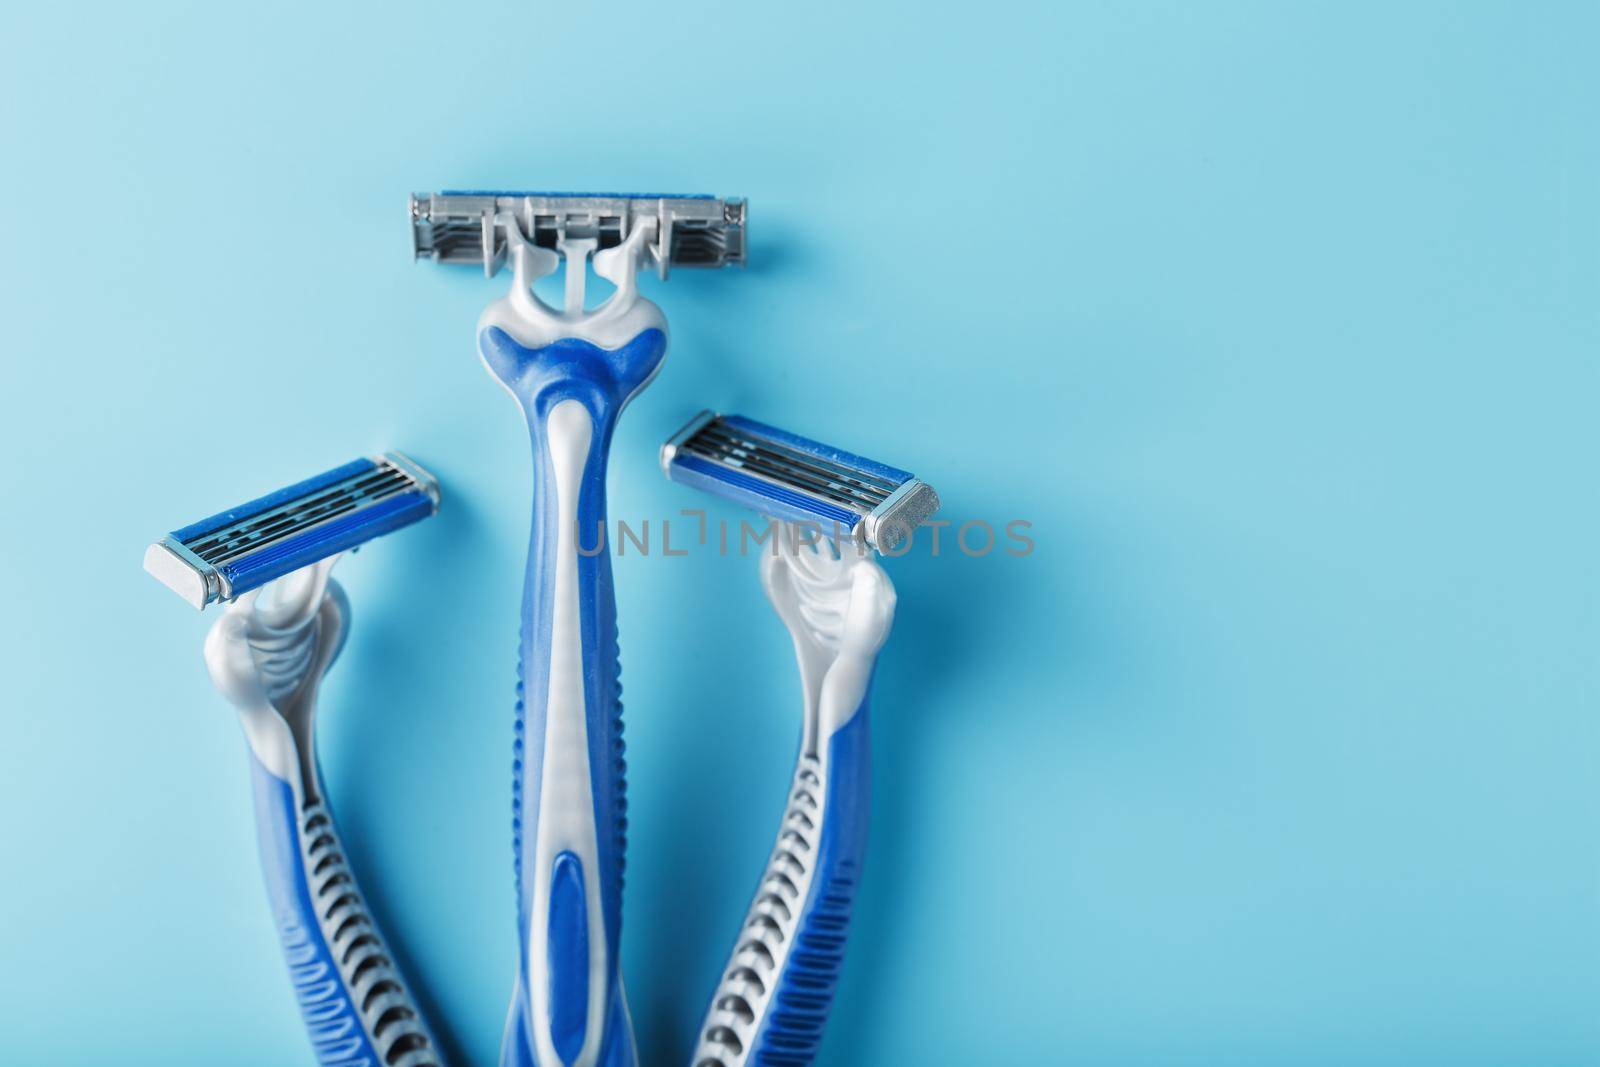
top-left (1, 1), bottom-right (1595, 1063)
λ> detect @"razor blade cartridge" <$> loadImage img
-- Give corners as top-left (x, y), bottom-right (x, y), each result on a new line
top-left (661, 412), bottom-right (940, 551)
top-left (144, 453), bottom-right (440, 609)
top-left (409, 191), bottom-right (746, 278)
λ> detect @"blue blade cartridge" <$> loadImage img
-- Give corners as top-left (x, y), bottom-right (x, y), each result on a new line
top-left (144, 452), bottom-right (440, 609)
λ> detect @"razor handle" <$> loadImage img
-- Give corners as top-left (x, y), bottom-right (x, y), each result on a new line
top-left (480, 326), bottom-right (667, 1067)
top-left (691, 695), bottom-right (873, 1067)
top-left (249, 755), bottom-right (445, 1067)
top-left (219, 599), bottom-right (446, 1067)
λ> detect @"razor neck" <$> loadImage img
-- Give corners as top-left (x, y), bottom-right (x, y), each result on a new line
top-left (479, 213), bottom-right (667, 354)
top-left (205, 576), bottom-right (350, 802)
top-left (761, 531), bottom-right (897, 756)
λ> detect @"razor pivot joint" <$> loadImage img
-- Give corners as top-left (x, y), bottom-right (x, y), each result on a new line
top-left (412, 189), bottom-right (746, 1067)
top-left (663, 413), bottom-right (936, 1067)
top-left (147, 455), bottom-right (446, 1067)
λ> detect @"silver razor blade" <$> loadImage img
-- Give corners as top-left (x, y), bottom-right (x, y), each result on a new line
top-left (144, 452), bottom-right (440, 610)
top-left (409, 191), bottom-right (746, 279)
top-left (661, 411), bottom-right (940, 552)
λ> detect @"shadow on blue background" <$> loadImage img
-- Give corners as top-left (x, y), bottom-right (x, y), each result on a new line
top-left (0, 1), bottom-right (1596, 1064)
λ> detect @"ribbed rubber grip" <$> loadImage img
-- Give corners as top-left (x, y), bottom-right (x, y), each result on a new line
top-left (692, 703), bottom-right (871, 1067)
top-left (249, 753), bottom-right (445, 1067)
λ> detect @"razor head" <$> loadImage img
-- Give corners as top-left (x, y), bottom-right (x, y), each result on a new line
top-left (144, 453), bottom-right (440, 610)
top-left (410, 191), bottom-right (746, 279)
top-left (661, 412), bottom-right (940, 552)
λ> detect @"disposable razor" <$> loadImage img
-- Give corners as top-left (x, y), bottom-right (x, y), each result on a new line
top-left (146, 454), bottom-right (446, 1067)
top-left (662, 412), bottom-right (938, 1067)
top-left (411, 191), bottom-right (746, 1067)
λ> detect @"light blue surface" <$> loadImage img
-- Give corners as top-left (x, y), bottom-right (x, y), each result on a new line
top-left (0, 1), bottom-right (1595, 1064)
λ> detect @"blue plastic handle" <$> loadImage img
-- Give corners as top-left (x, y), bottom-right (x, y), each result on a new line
top-left (692, 693), bottom-right (873, 1067)
top-left (248, 751), bottom-right (445, 1067)
top-left (752, 702), bottom-right (871, 1064)
top-left (481, 325), bottom-right (667, 1067)
top-left (249, 755), bottom-right (382, 1067)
